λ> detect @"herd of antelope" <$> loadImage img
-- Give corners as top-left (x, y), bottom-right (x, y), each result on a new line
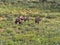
top-left (15, 15), bottom-right (41, 24)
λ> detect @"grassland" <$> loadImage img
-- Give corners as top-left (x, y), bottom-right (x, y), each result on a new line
top-left (0, 3), bottom-right (60, 45)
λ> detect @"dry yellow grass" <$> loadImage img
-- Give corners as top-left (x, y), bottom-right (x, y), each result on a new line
top-left (0, 17), bottom-right (6, 21)
top-left (0, 28), bottom-right (5, 32)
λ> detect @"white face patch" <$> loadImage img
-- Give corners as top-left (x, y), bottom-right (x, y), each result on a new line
top-left (20, 16), bottom-right (23, 18)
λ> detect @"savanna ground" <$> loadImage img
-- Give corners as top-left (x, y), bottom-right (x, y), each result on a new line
top-left (0, 2), bottom-right (60, 45)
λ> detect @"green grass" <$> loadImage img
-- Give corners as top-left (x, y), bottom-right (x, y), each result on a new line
top-left (0, 13), bottom-right (60, 45)
top-left (0, 3), bottom-right (60, 45)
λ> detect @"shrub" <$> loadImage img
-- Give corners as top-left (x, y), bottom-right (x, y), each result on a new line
top-left (6, 29), bottom-right (13, 34)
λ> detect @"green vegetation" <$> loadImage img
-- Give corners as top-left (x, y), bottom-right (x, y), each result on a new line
top-left (0, 0), bottom-right (60, 45)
